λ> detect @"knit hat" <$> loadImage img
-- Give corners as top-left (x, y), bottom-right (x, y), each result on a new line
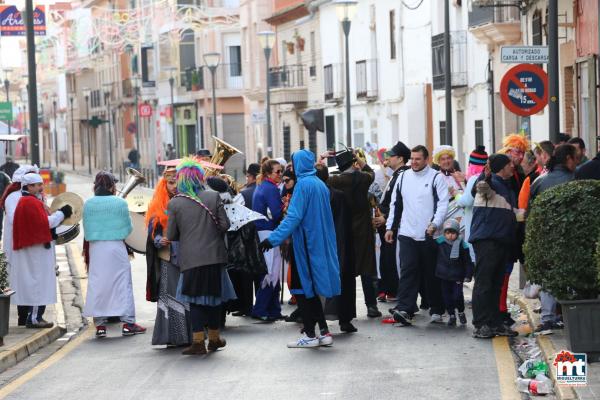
top-left (489, 154), bottom-right (511, 173)
top-left (469, 145), bottom-right (488, 166)
top-left (386, 141), bottom-right (411, 162)
top-left (443, 218), bottom-right (460, 233)
top-left (433, 145), bottom-right (456, 164)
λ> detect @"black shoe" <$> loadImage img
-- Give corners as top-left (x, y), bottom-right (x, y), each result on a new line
top-left (367, 306), bottom-right (382, 318)
top-left (17, 318), bottom-right (27, 327)
top-left (231, 311), bottom-right (246, 317)
top-left (340, 322), bottom-right (358, 333)
top-left (447, 315), bottom-right (457, 326)
top-left (458, 312), bottom-right (467, 325)
top-left (388, 307), bottom-right (399, 316)
top-left (494, 324), bottom-right (518, 337)
top-left (472, 325), bottom-right (495, 339)
top-left (392, 310), bottom-right (412, 326)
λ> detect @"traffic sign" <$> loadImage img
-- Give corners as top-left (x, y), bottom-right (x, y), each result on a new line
top-left (0, 102), bottom-right (12, 120)
top-left (501, 46), bottom-right (549, 64)
top-left (139, 103), bottom-right (153, 118)
top-left (500, 64), bottom-right (548, 117)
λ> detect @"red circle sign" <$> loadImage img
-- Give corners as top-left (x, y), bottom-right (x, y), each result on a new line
top-left (500, 64), bottom-right (548, 117)
top-left (139, 103), bottom-right (153, 118)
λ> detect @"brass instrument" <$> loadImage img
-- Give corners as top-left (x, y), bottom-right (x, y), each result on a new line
top-left (118, 167), bottom-right (146, 200)
top-left (205, 136), bottom-right (243, 176)
top-left (354, 147), bottom-right (367, 167)
top-left (118, 168), bottom-right (149, 254)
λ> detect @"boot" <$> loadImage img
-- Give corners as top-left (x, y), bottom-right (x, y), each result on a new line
top-left (182, 332), bottom-right (207, 355)
top-left (207, 329), bottom-right (226, 351)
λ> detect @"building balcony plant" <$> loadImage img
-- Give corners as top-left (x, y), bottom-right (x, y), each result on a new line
top-left (524, 180), bottom-right (600, 360)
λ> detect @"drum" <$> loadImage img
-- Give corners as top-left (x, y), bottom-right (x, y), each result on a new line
top-left (125, 211), bottom-right (147, 254)
top-left (55, 224), bottom-right (81, 245)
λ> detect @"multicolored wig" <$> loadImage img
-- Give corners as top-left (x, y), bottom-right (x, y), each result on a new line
top-left (501, 133), bottom-right (530, 154)
top-left (175, 158), bottom-right (206, 200)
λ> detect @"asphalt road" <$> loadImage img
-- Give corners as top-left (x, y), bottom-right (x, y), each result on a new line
top-left (0, 173), bottom-right (513, 400)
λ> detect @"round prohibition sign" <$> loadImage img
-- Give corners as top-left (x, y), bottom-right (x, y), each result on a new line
top-left (500, 64), bottom-right (548, 117)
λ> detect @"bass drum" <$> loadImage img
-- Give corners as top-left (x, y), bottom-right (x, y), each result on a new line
top-left (125, 212), bottom-right (147, 254)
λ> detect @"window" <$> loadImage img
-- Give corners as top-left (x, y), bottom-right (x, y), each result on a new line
top-left (353, 120), bottom-right (365, 148)
top-left (141, 46), bottom-right (156, 87)
top-left (439, 121), bottom-right (452, 146)
top-left (474, 120), bottom-right (484, 147)
top-left (324, 64), bottom-right (333, 100)
top-left (532, 10), bottom-right (542, 45)
top-left (356, 60), bottom-right (367, 98)
top-left (309, 31), bottom-right (316, 77)
top-left (283, 124), bottom-right (291, 161)
top-left (431, 33), bottom-right (445, 90)
top-left (179, 29), bottom-right (196, 86)
top-left (389, 10), bottom-right (397, 60)
top-left (228, 45), bottom-right (242, 77)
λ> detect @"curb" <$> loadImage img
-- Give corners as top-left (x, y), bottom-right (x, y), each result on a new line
top-left (508, 291), bottom-right (578, 400)
top-left (0, 325), bottom-right (66, 374)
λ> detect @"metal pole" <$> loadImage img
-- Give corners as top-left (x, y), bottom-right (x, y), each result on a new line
top-left (488, 57), bottom-right (496, 152)
top-left (210, 67), bottom-right (217, 138)
top-left (444, 0), bottom-right (453, 145)
top-left (264, 48), bottom-right (272, 157)
top-left (548, 0), bottom-right (559, 143)
top-left (86, 96), bottom-right (91, 175)
top-left (106, 94), bottom-right (113, 171)
top-left (134, 87), bottom-right (140, 159)
top-left (70, 97), bottom-right (75, 171)
top-left (53, 100), bottom-right (58, 168)
top-left (342, 20), bottom-right (352, 145)
top-left (169, 77), bottom-right (177, 158)
top-left (4, 80), bottom-right (12, 156)
top-left (25, 0), bottom-right (40, 166)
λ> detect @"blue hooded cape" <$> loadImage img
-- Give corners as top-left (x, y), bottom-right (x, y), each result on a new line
top-left (268, 150), bottom-right (341, 299)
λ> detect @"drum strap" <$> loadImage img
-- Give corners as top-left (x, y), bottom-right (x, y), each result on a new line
top-left (174, 194), bottom-right (219, 226)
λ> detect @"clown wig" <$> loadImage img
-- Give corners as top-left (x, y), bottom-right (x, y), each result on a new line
top-left (175, 158), bottom-right (206, 201)
top-left (501, 133), bottom-right (530, 154)
top-left (433, 145), bottom-right (456, 165)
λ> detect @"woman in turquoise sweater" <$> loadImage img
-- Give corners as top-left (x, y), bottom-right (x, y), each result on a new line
top-left (82, 171), bottom-right (146, 338)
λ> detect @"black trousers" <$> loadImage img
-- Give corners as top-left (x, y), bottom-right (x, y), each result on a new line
top-left (296, 295), bottom-right (327, 338)
top-left (472, 240), bottom-right (509, 328)
top-left (361, 275), bottom-right (378, 307)
top-left (396, 236), bottom-right (444, 316)
top-left (440, 280), bottom-right (465, 315)
top-left (228, 269), bottom-right (257, 314)
top-left (337, 267), bottom-right (356, 324)
top-left (190, 304), bottom-right (222, 332)
top-left (377, 231), bottom-right (399, 295)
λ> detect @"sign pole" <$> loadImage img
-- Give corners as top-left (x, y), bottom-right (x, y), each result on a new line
top-left (548, 0), bottom-right (559, 143)
top-left (25, 0), bottom-right (40, 166)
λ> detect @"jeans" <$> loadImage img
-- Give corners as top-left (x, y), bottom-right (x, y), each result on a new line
top-left (440, 280), bottom-right (465, 315)
top-left (190, 304), bottom-right (222, 331)
top-left (472, 240), bottom-right (509, 328)
top-left (395, 236), bottom-right (443, 316)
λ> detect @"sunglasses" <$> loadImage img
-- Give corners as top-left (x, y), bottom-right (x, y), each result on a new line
top-left (283, 178), bottom-right (291, 183)
top-left (273, 170), bottom-right (283, 175)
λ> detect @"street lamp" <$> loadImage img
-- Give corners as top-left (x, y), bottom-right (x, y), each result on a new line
top-left (203, 52), bottom-right (220, 138)
top-left (258, 31), bottom-right (275, 158)
top-left (132, 74), bottom-right (141, 160)
top-left (83, 87), bottom-right (91, 175)
top-left (52, 94), bottom-right (58, 168)
top-left (69, 92), bottom-right (75, 171)
top-left (102, 82), bottom-right (113, 171)
top-left (164, 66), bottom-right (178, 157)
top-left (334, 0), bottom-right (357, 145)
top-left (3, 69), bottom-right (12, 138)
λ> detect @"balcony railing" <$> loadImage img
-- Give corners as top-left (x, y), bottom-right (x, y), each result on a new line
top-left (356, 59), bottom-right (378, 100)
top-left (469, 3), bottom-right (520, 27)
top-left (324, 63), bottom-right (344, 102)
top-left (269, 64), bottom-right (305, 89)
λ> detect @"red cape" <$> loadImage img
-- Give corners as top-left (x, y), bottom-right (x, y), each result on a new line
top-left (13, 195), bottom-right (51, 250)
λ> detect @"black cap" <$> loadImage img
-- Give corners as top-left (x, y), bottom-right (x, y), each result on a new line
top-left (335, 149), bottom-right (355, 170)
top-left (246, 163), bottom-right (260, 177)
top-left (196, 149), bottom-right (212, 157)
top-left (489, 154), bottom-right (511, 173)
top-left (387, 141), bottom-right (411, 161)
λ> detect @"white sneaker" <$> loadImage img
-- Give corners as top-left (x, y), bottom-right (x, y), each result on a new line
top-left (430, 313), bottom-right (444, 324)
top-left (287, 335), bottom-right (320, 348)
top-left (318, 333), bottom-right (333, 346)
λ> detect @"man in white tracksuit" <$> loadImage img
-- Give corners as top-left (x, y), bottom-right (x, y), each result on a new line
top-left (384, 145), bottom-right (449, 326)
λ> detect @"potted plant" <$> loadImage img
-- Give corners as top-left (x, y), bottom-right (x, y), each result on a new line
top-left (524, 180), bottom-right (600, 358)
top-left (191, 69), bottom-right (200, 91)
top-left (0, 251), bottom-right (14, 346)
top-left (50, 170), bottom-right (66, 196)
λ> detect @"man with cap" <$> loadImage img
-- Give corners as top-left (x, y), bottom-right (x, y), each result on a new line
top-left (0, 156), bottom-right (20, 179)
top-left (469, 154), bottom-right (518, 339)
top-left (11, 173), bottom-right (72, 328)
top-left (320, 147), bottom-right (382, 322)
top-left (373, 141), bottom-right (411, 303)
top-left (241, 163), bottom-right (260, 209)
top-left (384, 145), bottom-right (449, 325)
top-left (195, 149), bottom-right (212, 162)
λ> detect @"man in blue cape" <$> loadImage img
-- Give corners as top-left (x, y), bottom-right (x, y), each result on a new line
top-left (259, 149), bottom-right (341, 348)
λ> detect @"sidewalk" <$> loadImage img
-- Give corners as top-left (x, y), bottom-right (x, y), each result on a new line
top-left (508, 268), bottom-right (600, 400)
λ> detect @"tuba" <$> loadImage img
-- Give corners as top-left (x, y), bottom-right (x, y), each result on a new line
top-left (117, 167), bottom-right (146, 199)
top-left (204, 136), bottom-right (243, 176)
top-left (118, 168), bottom-right (150, 254)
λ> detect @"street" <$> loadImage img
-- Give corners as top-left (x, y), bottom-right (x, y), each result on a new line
top-left (0, 173), bottom-right (516, 400)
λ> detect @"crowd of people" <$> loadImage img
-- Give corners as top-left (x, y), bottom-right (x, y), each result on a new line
top-left (1, 131), bottom-right (598, 355)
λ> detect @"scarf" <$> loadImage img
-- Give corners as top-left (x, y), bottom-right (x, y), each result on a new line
top-left (445, 237), bottom-right (462, 260)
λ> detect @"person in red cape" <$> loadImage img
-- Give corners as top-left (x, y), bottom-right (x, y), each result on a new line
top-left (11, 173), bottom-right (72, 328)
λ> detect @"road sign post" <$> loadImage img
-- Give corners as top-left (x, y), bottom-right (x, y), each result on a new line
top-left (500, 64), bottom-right (548, 117)
top-left (0, 102), bottom-right (12, 121)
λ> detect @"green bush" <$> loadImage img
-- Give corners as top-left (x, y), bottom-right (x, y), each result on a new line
top-left (524, 180), bottom-right (600, 300)
top-left (0, 252), bottom-right (8, 292)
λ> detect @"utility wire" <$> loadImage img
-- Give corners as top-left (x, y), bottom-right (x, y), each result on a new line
top-left (402, 0), bottom-right (425, 10)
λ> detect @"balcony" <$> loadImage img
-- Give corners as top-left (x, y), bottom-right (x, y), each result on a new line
top-left (356, 59), bottom-right (378, 101)
top-left (268, 64), bottom-right (308, 105)
top-left (323, 63), bottom-right (344, 103)
top-left (177, 64), bottom-right (242, 96)
top-left (431, 31), bottom-right (468, 90)
top-left (469, 4), bottom-right (521, 45)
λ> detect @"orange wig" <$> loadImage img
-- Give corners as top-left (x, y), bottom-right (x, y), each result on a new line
top-left (501, 133), bottom-right (530, 153)
top-left (145, 178), bottom-right (171, 239)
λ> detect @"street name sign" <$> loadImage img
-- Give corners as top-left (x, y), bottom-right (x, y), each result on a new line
top-left (500, 64), bottom-right (548, 117)
top-left (0, 102), bottom-right (12, 120)
top-left (501, 46), bottom-right (549, 64)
